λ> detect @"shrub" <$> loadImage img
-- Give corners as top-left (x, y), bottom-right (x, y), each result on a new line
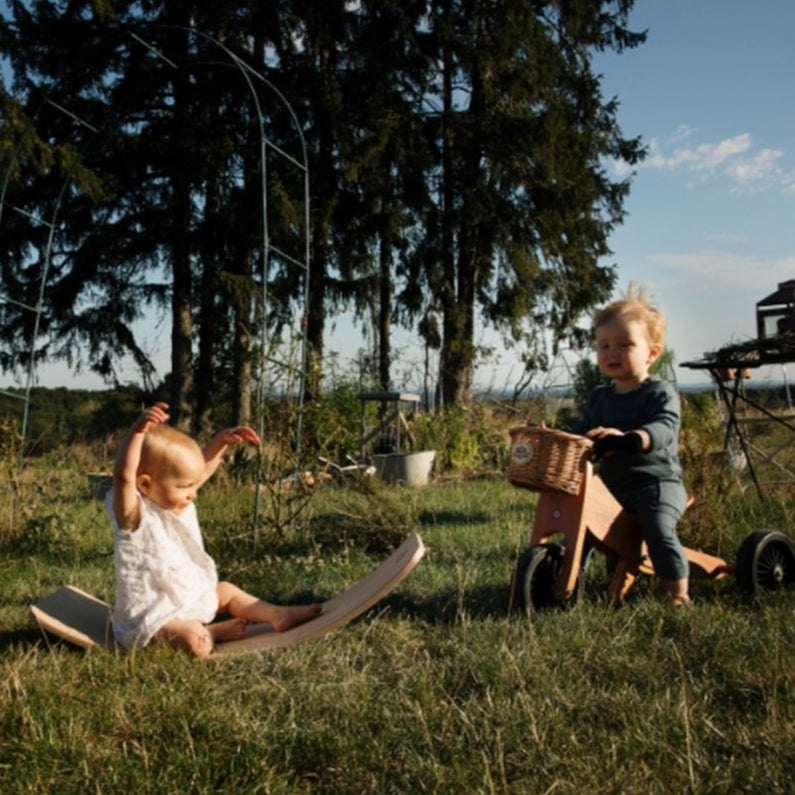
top-left (297, 382), bottom-right (362, 465)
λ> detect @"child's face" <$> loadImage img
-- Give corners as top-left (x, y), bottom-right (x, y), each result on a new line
top-left (141, 453), bottom-right (205, 515)
top-left (595, 317), bottom-right (660, 389)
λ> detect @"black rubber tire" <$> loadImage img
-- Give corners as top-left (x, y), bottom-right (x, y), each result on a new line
top-left (511, 543), bottom-right (585, 617)
top-left (736, 530), bottom-right (795, 594)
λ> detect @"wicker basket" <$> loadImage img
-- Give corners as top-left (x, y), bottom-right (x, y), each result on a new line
top-left (508, 426), bottom-right (593, 494)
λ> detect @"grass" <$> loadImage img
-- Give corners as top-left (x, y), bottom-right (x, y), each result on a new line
top-left (1, 466), bottom-right (794, 794)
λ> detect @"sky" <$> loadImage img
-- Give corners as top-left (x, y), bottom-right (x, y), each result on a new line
top-left (4, 0), bottom-right (795, 392)
top-left (589, 0), bottom-right (795, 387)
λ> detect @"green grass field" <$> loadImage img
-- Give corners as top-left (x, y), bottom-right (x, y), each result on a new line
top-left (1, 465), bottom-right (793, 794)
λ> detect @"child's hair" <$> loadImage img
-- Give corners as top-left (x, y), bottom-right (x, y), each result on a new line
top-left (138, 424), bottom-right (203, 479)
top-left (593, 283), bottom-right (666, 348)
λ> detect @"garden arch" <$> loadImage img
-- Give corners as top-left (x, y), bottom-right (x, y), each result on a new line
top-left (0, 27), bottom-right (310, 534)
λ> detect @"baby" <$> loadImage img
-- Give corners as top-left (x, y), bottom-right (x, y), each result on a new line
top-left (108, 401), bottom-right (321, 657)
top-left (570, 286), bottom-right (690, 605)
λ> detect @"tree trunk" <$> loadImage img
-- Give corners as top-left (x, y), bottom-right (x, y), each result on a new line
top-left (304, 223), bottom-right (327, 402)
top-left (164, 22), bottom-right (194, 431)
top-left (437, 11), bottom-right (458, 409)
top-left (230, 248), bottom-right (253, 427)
top-left (232, 319), bottom-right (252, 427)
top-left (195, 174), bottom-right (221, 438)
top-left (168, 138), bottom-right (195, 430)
top-left (377, 194), bottom-right (393, 391)
top-left (447, 238), bottom-right (477, 406)
top-left (170, 238), bottom-right (194, 431)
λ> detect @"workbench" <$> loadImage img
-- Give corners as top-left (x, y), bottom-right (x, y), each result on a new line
top-left (682, 332), bottom-right (795, 497)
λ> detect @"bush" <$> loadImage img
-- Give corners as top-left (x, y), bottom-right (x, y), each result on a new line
top-left (413, 402), bottom-right (511, 475)
top-left (298, 381), bottom-right (362, 465)
top-left (0, 385), bottom-right (148, 453)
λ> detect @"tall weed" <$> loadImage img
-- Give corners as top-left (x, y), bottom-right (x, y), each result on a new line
top-left (0, 415), bottom-right (22, 544)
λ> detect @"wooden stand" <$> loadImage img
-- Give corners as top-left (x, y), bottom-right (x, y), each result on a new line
top-left (359, 392), bottom-right (420, 459)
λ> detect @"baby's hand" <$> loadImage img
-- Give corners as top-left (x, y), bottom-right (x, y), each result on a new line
top-left (132, 402), bottom-right (170, 434)
top-left (219, 426), bottom-right (261, 447)
top-left (592, 431), bottom-right (643, 458)
top-left (585, 426), bottom-right (622, 440)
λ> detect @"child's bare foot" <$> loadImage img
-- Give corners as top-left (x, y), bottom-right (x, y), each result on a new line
top-left (208, 617), bottom-right (248, 643)
top-left (269, 603), bottom-right (322, 632)
top-left (661, 578), bottom-right (690, 606)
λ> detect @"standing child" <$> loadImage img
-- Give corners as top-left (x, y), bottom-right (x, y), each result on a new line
top-left (570, 285), bottom-right (690, 605)
top-left (108, 402), bottom-right (321, 657)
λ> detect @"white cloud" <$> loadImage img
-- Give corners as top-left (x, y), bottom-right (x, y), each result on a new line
top-left (645, 133), bottom-right (751, 173)
top-left (670, 124), bottom-right (698, 143)
top-left (612, 131), bottom-right (795, 193)
top-left (612, 158), bottom-right (634, 178)
top-left (726, 147), bottom-right (783, 184)
top-left (705, 232), bottom-right (751, 245)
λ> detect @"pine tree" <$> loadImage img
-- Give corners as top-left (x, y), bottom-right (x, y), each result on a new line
top-left (414, 0), bottom-right (646, 406)
top-left (1, 0), bottom-right (647, 419)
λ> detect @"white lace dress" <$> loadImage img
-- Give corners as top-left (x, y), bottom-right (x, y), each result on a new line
top-left (106, 492), bottom-right (219, 648)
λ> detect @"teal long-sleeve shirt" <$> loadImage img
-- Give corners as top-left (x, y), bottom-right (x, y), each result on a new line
top-left (570, 377), bottom-right (684, 495)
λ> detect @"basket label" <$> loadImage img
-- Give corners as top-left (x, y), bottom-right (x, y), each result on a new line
top-left (511, 440), bottom-right (534, 465)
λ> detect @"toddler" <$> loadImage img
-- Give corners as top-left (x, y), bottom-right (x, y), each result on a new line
top-left (570, 285), bottom-right (690, 604)
top-left (108, 401), bottom-right (321, 657)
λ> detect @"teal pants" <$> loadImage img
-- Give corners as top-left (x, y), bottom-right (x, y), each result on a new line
top-left (611, 481), bottom-right (689, 581)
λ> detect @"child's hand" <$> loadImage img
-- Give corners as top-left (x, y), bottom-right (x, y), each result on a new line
top-left (218, 426), bottom-right (261, 447)
top-left (132, 402), bottom-right (170, 434)
top-left (585, 426), bottom-right (621, 441)
top-left (591, 430), bottom-right (644, 458)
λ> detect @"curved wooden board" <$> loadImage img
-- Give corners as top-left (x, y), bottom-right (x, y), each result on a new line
top-left (214, 532), bottom-right (425, 656)
top-left (29, 533), bottom-right (425, 657)
top-left (30, 585), bottom-right (116, 651)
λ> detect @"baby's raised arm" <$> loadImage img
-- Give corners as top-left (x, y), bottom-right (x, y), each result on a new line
top-left (112, 402), bottom-right (170, 531)
top-left (200, 426), bottom-right (261, 486)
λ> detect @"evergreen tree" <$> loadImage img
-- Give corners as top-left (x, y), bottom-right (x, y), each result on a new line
top-left (0, 2), bottom-right (285, 429)
top-left (339, 0), bottom-right (430, 391)
top-left (0, 1), bottom-right (163, 390)
top-left (1, 0), bottom-right (648, 420)
top-left (414, 0), bottom-right (646, 406)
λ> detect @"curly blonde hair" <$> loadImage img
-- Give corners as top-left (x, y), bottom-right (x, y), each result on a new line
top-left (592, 283), bottom-right (666, 349)
top-left (138, 424), bottom-right (203, 479)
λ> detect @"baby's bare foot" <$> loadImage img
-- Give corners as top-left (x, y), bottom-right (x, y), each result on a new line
top-left (209, 617), bottom-right (248, 643)
top-left (270, 603), bottom-right (322, 632)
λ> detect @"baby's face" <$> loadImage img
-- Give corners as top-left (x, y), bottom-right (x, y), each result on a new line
top-left (595, 318), bottom-right (659, 388)
top-left (146, 453), bottom-right (205, 515)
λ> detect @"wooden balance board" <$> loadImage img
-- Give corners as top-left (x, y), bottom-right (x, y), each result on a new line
top-left (29, 532), bottom-right (425, 658)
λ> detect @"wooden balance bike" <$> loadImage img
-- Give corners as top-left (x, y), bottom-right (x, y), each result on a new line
top-left (507, 426), bottom-right (795, 615)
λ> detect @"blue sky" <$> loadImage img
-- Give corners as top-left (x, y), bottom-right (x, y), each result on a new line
top-left (589, 0), bottom-right (795, 386)
top-left (340, 0), bottom-right (795, 391)
top-left (5, 0), bottom-right (795, 390)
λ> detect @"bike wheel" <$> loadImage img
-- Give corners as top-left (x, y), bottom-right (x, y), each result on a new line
top-left (736, 530), bottom-right (795, 594)
top-left (511, 543), bottom-right (585, 617)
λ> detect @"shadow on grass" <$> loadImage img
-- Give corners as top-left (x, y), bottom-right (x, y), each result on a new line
top-left (0, 626), bottom-right (47, 655)
top-left (345, 581), bottom-right (514, 627)
top-left (263, 581), bottom-right (514, 626)
top-left (417, 502), bottom-right (531, 530)
top-left (417, 510), bottom-right (491, 527)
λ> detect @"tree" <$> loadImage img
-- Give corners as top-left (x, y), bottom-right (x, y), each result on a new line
top-left (412, 0), bottom-right (646, 406)
top-left (258, 0), bottom-right (358, 401)
top-left (0, 2), bottom-right (288, 430)
top-left (337, 0), bottom-right (431, 391)
top-left (0, 1), bottom-right (164, 391)
top-left (1, 0), bottom-right (648, 422)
